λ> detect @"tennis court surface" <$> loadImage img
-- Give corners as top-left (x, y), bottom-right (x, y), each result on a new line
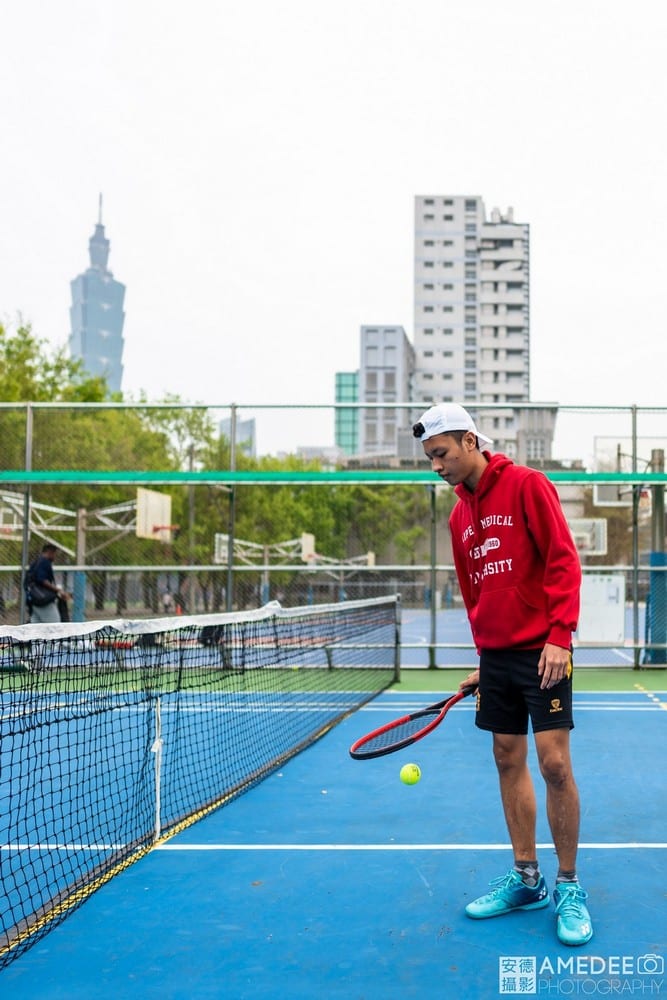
top-left (0, 602), bottom-right (665, 998)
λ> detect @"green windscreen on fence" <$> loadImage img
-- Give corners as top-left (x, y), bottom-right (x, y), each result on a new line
top-left (0, 596), bottom-right (399, 968)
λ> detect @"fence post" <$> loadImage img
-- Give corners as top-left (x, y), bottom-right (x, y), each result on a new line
top-left (73, 508), bottom-right (87, 622)
top-left (647, 448), bottom-right (666, 665)
top-left (19, 403), bottom-right (33, 624)
top-left (631, 404), bottom-right (641, 668)
top-left (226, 404), bottom-right (237, 612)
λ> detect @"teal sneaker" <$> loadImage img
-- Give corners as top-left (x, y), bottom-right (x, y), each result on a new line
top-left (554, 882), bottom-right (593, 946)
top-left (465, 869), bottom-right (549, 919)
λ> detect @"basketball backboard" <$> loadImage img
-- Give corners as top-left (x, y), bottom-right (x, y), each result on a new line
top-left (136, 488), bottom-right (173, 542)
top-left (593, 436), bottom-right (664, 508)
top-left (568, 517), bottom-right (608, 556)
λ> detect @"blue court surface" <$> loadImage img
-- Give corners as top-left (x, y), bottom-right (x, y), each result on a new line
top-left (400, 607), bottom-right (646, 667)
top-left (1, 687), bottom-right (665, 999)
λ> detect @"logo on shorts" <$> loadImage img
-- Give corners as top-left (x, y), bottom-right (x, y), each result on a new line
top-left (549, 699), bottom-right (562, 714)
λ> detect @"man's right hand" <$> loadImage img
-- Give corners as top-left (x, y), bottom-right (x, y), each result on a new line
top-left (460, 669), bottom-right (479, 692)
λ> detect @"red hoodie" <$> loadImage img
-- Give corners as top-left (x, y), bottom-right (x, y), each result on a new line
top-left (449, 452), bottom-right (581, 651)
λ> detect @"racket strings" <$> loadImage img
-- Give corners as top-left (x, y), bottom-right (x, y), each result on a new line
top-left (356, 711), bottom-right (439, 753)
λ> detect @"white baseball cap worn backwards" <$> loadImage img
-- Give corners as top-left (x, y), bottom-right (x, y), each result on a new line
top-left (413, 402), bottom-right (493, 450)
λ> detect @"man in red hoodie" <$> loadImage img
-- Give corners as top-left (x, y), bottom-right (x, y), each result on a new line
top-left (413, 402), bottom-right (593, 947)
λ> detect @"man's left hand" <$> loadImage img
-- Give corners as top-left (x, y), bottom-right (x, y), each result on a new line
top-left (537, 643), bottom-right (572, 690)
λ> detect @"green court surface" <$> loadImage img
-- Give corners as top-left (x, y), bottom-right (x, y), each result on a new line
top-left (393, 667), bottom-right (667, 693)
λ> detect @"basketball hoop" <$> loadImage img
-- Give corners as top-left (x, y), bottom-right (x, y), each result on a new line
top-left (151, 524), bottom-right (180, 543)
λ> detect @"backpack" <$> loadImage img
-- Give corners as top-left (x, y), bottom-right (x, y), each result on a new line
top-left (24, 562), bottom-right (57, 607)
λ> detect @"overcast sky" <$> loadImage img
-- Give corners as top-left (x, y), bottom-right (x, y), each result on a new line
top-left (1, 0), bottom-right (666, 457)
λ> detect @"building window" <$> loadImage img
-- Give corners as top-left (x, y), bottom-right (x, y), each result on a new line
top-left (442, 306), bottom-right (453, 313)
top-left (444, 214), bottom-right (454, 221)
top-left (424, 305), bottom-right (434, 313)
top-left (465, 199), bottom-right (477, 212)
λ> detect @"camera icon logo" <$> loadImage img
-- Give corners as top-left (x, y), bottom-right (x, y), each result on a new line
top-left (637, 954), bottom-right (664, 975)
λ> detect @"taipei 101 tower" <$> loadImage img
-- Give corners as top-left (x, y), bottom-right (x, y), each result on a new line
top-left (69, 196), bottom-right (125, 394)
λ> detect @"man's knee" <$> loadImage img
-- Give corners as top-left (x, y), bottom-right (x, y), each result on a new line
top-left (492, 734), bottom-right (528, 774)
top-left (536, 731), bottom-right (573, 787)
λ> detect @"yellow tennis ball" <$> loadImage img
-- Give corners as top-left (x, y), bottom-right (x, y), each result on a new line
top-left (399, 763), bottom-right (421, 785)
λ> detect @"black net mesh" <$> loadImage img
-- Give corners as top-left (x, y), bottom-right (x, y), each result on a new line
top-left (0, 596), bottom-right (398, 967)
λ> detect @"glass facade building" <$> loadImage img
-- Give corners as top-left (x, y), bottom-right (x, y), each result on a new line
top-left (334, 371), bottom-right (359, 455)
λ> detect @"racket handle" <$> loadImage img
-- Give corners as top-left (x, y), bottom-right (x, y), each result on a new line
top-left (460, 683), bottom-right (478, 697)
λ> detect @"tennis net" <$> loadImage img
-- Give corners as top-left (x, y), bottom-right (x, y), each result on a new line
top-left (0, 595), bottom-right (399, 967)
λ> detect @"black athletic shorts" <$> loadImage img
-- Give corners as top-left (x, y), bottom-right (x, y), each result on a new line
top-left (475, 647), bottom-right (574, 735)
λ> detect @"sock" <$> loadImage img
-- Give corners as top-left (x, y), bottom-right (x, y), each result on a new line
top-left (514, 860), bottom-right (540, 887)
top-left (556, 869), bottom-right (578, 884)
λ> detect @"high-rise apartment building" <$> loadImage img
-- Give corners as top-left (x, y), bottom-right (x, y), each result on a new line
top-left (69, 199), bottom-right (125, 394)
top-left (334, 195), bottom-right (554, 466)
top-left (413, 196), bottom-right (533, 456)
top-left (358, 325), bottom-right (414, 456)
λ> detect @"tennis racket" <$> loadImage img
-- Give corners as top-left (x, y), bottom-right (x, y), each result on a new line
top-left (349, 684), bottom-right (477, 760)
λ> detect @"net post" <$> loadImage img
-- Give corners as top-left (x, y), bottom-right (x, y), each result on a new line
top-left (394, 594), bottom-right (401, 683)
top-left (151, 697), bottom-right (164, 842)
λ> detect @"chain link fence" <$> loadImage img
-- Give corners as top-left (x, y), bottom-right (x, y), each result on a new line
top-left (0, 402), bottom-right (665, 667)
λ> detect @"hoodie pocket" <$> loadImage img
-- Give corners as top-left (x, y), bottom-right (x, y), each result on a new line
top-left (469, 585), bottom-right (548, 647)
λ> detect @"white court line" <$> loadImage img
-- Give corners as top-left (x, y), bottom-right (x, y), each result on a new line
top-left (1, 844), bottom-right (126, 851)
top-left (155, 842), bottom-right (667, 851)
top-left (4, 841), bottom-right (665, 852)
top-left (359, 704), bottom-right (665, 712)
